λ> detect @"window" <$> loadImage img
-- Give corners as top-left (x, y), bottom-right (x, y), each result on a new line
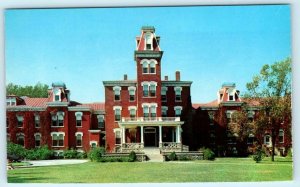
top-left (174, 106), bottom-right (182, 117)
top-left (6, 98), bottom-right (17, 106)
top-left (113, 86), bottom-right (121, 101)
top-left (264, 134), bottom-right (271, 146)
top-left (57, 112), bottom-right (64, 127)
top-left (150, 84), bottom-right (156, 97)
top-left (6, 118), bottom-right (9, 128)
top-left (174, 87), bottom-right (182, 101)
top-left (143, 105), bottom-right (149, 118)
top-left (150, 61), bottom-right (156, 74)
top-left (53, 88), bottom-right (61, 102)
top-left (115, 131), bottom-right (121, 144)
top-left (52, 115), bottom-right (57, 126)
top-left (128, 107), bottom-right (136, 120)
top-left (279, 129), bottom-right (284, 143)
top-left (150, 105), bottom-right (156, 118)
top-left (142, 82), bottom-right (157, 97)
top-left (143, 84), bottom-right (149, 97)
top-left (162, 106), bottom-right (168, 117)
top-left (90, 141), bottom-right (97, 148)
top-left (34, 133), bottom-right (41, 147)
top-left (76, 133), bottom-right (83, 147)
top-left (226, 110), bottom-right (235, 123)
top-left (208, 111), bottom-right (215, 126)
top-left (52, 133), bottom-right (64, 147)
top-left (145, 33), bottom-right (152, 50)
top-left (247, 134), bottom-right (255, 145)
top-left (16, 115), bottom-right (24, 128)
top-left (128, 87), bottom-right (136, 101)
top-left (113, 106), bottom-right (122, 121)
top-left (228, 88), bottom-right (235, 101)
top-left (97, 115), bottom-right (105, 128)
top-left (142, 61), bottom-right (148, 73)
top-left (75, 112), bottom-right (83, 127)
top-left (34, 114), bottom-right (40, 128)
top-left (161, 87), bottom-right (167, 102)
top-left (16, 133), bottom-right (24, 146)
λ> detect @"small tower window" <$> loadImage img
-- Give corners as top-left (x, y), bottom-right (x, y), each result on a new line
top-left (142, 61), bottom-right (148, 74)
top-left (143, 84), bottom-right (149, 97)
top-left (150, 84), bottom-right (156, 97)
top-left (145, 33), bottom-right (152, 50)
top-left (150, 61), bottom-right (156, 74)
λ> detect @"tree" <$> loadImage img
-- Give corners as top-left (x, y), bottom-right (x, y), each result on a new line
top-left (228, 105), bottom-right (257, 156)
top-left (245, 57), bottom-right (291, 161)
top-left (6, 82), bottom-right (49, 98)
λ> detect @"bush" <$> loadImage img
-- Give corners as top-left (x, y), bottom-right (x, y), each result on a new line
top-left (25, 146), bottom-right (54, 160)
top-left (177, 155), bottom-right (190, 161)
top-left (63, 149), bottom-right (78, 159)
top-left (168, 152), bottom-right (177, 161)
top-left (203, 148), bottom-right (215, 160)
top-left (287, 148), bottom-right (293, 158)
top-left (88, 147), bottom-right (105, 162)
top-left (77, 152), bottom-right (87, 159)
top-left (128, 151), bottom-right (137, 162)
top-left (253, 148), bottom-right (265, 163)
top-left (7, 142), bottom-right (27, 160)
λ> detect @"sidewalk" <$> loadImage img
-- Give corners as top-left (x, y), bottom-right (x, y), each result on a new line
top-left (25, 159), bottom-right (88, 167)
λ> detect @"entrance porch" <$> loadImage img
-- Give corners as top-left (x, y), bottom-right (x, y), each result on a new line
top-left (115, 117), bottom-right (187, 153)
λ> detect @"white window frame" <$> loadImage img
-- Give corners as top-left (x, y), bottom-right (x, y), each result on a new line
top-left (264, 134), bottom-right (272, 147)
top-left (174, 87), bottom-right (182, 102)
top-left (6, 97), bottom-right (17, 106)
top-left (161, 87), bottom-right (168, 102)
top-left (75, 112), bottom-right (83, 127)
top-left (113, 86), bottom-right (121, 101)
top-left (227, 88), bottom-right (236, 101)
top-left (141, 81), bottom-right (157, 97)
top-left (34, 114), bottom-right (40, 128)
top-left (113, 128), bottom-right (122, 145)
top-left (144, 32), bottom-right (153, 50)
top-left (52, 112), bottom-right (65, 127)
top-left (75, 132), bottom-right (83, 147)
top-left (90, 141), bottom-right (98, 148)
top-left (53, 88), bottom-right (61, 102)
top-left (174, 106), bottom-right (183, 117)
top-left (51, 132), bottom-right (65, 147)
top-left (97, 115), bottom-right (105, 128)
top-left (128, 106), bottom-right (137, 119)
top-left (128, 86), bottom-right (136, 101)
top-left (113, 106), bottom-right (122, 122)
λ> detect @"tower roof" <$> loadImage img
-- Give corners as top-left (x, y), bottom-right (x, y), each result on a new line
top-left (141, 26), bottom-right (155, 33)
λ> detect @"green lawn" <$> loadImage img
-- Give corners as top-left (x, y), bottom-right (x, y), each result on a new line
top-left (7, 157), bottom-right (293, 183)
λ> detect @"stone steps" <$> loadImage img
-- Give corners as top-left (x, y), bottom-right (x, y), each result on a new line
top-left (144, 148), bottom-right (163, 162)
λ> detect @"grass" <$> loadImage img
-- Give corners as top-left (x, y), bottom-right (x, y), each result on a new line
top-left (7, 157), bottom-right (292, 183)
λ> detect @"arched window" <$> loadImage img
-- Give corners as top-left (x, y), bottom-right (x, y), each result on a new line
top-left (51, 132), bottom-right (65, 147)
top-left (145, 32), bottom-right (152, 50)
top-left (264, 134), bottom-right (272, 146)
top-left (150, 61), bottom-right (156, 74)
top-left (142, 61), bottom-right (148, 73)
top-left (76, 133), bottom-right (83, 147)
top-left (75, 112), bottom-right (83, 127)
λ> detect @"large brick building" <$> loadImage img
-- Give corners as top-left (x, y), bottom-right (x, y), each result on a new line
top-left (6, 26), bottom-right (291, 156)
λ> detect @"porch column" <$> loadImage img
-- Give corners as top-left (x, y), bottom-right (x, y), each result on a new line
top-left (176, 125), bottom-right (181, 143)
top-left (140, 126), bottom-right (144, 144)
top-left (159, 125), bottom-right (162, 147)
top-left (122, 127), bottom-right (125, 144)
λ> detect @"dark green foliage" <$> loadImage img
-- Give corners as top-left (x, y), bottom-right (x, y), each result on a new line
top-left (63, 149), bottom-right (78, 159)
top-left (7, 142), bottom-right (27, 160)
top-left (98, 157), bottom-right (130, 162)
top-left (253, 148), bottom-right (265, 163)
top-left (168, 152), bottom-right (177, 161)
top-left (77, 152), bottom-right (87, 159)
top-left (203, 148), bottom-right (215, 160)
top-left (88, 147), bottom-right (105, 162)
top-left (25, 146), bottom-right (54, 160)
top-left (177, 155), bottom-right (190, 161)
top-left (6, 82), bottom-right (49, 98)
top-left (128, 151), bottom-right (137, 162)
top-left (287, 148), bottom-right (292, 158)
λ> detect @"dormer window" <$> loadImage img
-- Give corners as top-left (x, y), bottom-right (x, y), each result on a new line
top-left (227, 88), bottom-right (235, 101)
top-left (53, 88), bottom-right (61, 102)
top-left (145, 32), bottom-right (152, 50)
top-left (113, 86), bottom-right (121, 101)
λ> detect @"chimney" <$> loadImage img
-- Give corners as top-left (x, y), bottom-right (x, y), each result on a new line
top-left (164, 76), bottom-right (168, 81)
top-left (124, 74), bottom-right (127, 80)
top-left (175, 71), bottom-right (180, 81)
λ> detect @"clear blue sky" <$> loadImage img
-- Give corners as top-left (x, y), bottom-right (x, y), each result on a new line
top-left (5, 5), bottom-right (291, 103)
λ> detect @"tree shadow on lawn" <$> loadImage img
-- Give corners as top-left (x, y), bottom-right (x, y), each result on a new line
top-left (8, 176), bottom-right (50, 183)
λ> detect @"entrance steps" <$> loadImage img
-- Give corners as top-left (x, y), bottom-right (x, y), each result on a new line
top-left (143, 148), bottom-right (163, 162)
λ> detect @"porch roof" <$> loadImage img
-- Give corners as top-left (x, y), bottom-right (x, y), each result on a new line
top-left (118, 117), bottom-right (184, 127)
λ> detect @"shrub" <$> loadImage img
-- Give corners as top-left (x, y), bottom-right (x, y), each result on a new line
top-left (253, 148), bottom-right (265, 163)
top-left (88, 147), bottom-right (105, 162)
top-left (35, 146), bottom-right (54, 160)
top-left (7, 142), bottom-right (27, 160)
top-left (203, 148), bottom-right (215, 160)
top-left (129, 151), bottom-right (137, 162)
top-left (287, 148), bottom-right (293, 158)
top-left (77, 152), bottom-right (87, 159)
top-left (25, 149), bottom-right (39, 160)
top-left (168, 151), bottom-right (177, 161)
top-left (177, 155), bottom-right (189, 161)
top-left (63, 149), bottom-right (78, 159)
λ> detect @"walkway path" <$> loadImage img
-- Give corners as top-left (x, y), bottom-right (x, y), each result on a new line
top-left (26, 159), bottom-right (88, 167)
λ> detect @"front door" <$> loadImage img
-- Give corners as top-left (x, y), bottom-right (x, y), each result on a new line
top-left (144, 127), bottom-right (157, 147)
